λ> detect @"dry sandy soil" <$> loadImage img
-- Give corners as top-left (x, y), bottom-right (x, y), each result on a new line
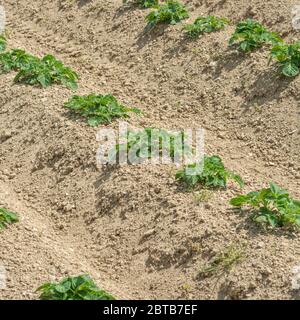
top-left (0, 0), bottom-right (299, 300)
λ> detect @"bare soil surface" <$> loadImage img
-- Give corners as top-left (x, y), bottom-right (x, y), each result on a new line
top-left (0, 0), bottom-right (299, 299)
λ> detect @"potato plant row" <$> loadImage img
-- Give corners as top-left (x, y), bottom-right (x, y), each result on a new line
top-left (127, 0), bottom-right (300, 77)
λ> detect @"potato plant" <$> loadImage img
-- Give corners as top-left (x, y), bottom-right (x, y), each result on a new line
top-left (176, 155), bottom-right (244, 189)
top-left (230, 183), bottom-right (300, 229)
top-left (183, 16), bottom-right (229, 38)
top-left (0, 49), bottom-right (79, 89)
top-left (0, 49), bottom-right (37, 72)
top-left (37, 274), bottom-right (115, 300)
top-left (0, 208), bottom-right (19, 230)
top-left (123, 0), bottom-right (158, 8)
top-left (64, 94), bottom-right (140, 126)
top-left (146, 0), bottom-right (189, 30)
top-left (0, 34), bottom-right (6, 52)
top-left (229, 19), bottom-right (282, 52)
top-left (15, 54), bottom-right (79, 89)
top-left (109, 128), bottom-right (193, 163)
top-left (270, 41), bottom-right (300, 77)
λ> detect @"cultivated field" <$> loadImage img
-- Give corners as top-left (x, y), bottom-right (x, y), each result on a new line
top-left (0, 0), bottom-right (299, 300)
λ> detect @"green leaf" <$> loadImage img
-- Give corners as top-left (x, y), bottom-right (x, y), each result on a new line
top-left (0, 208), bottom-right (19, 230)
top-left (240, 41), bottom-right (249, 51)
top-left (231, 183), bottom-right (300, 230)
top-left (37, 275), bottom-right (115, 300)
top-left (37, 74), bottom-right (48, 87)
top-left (65, 94), bottom-right (140, 126)
top-left (87, 117), bottom-right (101, 127)
top-left (111, 128), bottom-right (190, 164)
top-left (183, 16), bottom-right (229, 38)
top-left (176, 155), bottom-right (244, 190)
top-left (229, 19), bottom-right (282, 52)
top-left (0, 49), bottom-right (79, 88)
top-left (230, 195), bottom-right (248, 207)
top-left (270, 41), bottom-right (300, 77)
top-left (282, 62), bottom-right (299, 77)
top-left (145, 0), bottom-right (189, 30)
top-left (55, 284), bottom-right (68, 293)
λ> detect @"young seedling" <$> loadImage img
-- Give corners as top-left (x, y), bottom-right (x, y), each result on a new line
top-left (183, 16), bottom-right (229, 38)
top-left (123, 0), bottom-right (158, 8)
top-left (0, 49), bottom-right (79, 89)
top-left (109, 128), bottom-right (193, 164)
top-left (176, 155), bottom-right (244, 189)
top-left (270, 41), bottom-right (300, 77)
top-left (37, 274), bottom-right (115, 300)
top-left (0, 34), bottom-right (6, 52)
top-left (230, 182), bottom-right (300, 229)
top-left (64, 94), bottom-right (141, 126)
top-left (145, 0), bottom-right (189, 30)
top-left (199, 245), bottom-right (244, 278)
top-left (0, 208), bottom-right (19, 230)
top-left (229, 19), bottom-right (282, 52)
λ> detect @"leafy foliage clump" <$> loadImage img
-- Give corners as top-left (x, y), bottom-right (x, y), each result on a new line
top-left (229, 19), bottom-right (282, 52)
top-left (0, 49), bottom-right (37, 72)
top-left (0, 49), bottom-right (79, 89)
top-left (270, 41), bottom-right (300, 77)
top-left (199, 245), bottom-right (244, 278)
top-left (0, 34), bottom-right (6, 52)
top-left (0, 208), bottom-right (19, 230)
top-left (230, 183), bottom-right (300, 229)
top-left (64, 94), bottom-right (140, 126)
top-left (14, 54), bottom-right (79, 89)
top-left (176, 155), bottom-right (244, 189)
top-left (146, 1), bottom-right (189, 30)
top-left (123, 0), bottom-right (158, 8)
top-left (183, 16), bottom-right (229, 38)
top-left (109, 128), bottom-right (192, 163)
top-left (37, 275), bottom-right (115, 300)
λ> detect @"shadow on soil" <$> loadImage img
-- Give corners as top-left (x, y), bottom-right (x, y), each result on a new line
top-left (162, 34), bottom-right (200, 60)
top-left (228, 208), bottom-right (299, 239)
top-left (93, 164), bottom-right (124, 218)
top-left (77, 0), bottom-right (92, 8)
top-left (240, 67), bottom-right (295, 109)
top-left (211, 49), bottom-right (246, 79)
top-left (136, 25), bottom-right (169, 49)
top-left (114, 3), bottom-right (142, 19)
